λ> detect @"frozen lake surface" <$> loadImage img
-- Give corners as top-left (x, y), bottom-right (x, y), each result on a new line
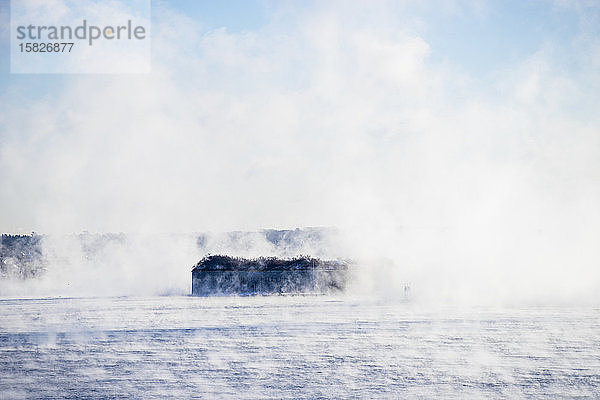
top-left (1, 296), bottom-right (599, 399)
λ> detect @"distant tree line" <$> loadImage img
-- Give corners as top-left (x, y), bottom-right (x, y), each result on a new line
top-left (0, 234), bottom-right (46, 279)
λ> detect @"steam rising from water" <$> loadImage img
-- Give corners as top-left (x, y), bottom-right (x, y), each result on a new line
top-left (0, 229), bottom-right (346, 298)
top-left (1, 225), bottom-right (599, 306)
top-left (1, 2), bottom-right (599, 304)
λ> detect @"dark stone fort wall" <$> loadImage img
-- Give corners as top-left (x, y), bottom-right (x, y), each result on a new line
top-left (192, 270), bottom-right (314, 295)
top-left (192, 269), bottom-right (348, 295)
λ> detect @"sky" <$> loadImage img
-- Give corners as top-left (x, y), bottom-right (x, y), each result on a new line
top-left (1, 0), bottom-right (600, 302)
top-left (0, 0), bottom-right (598, 232)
